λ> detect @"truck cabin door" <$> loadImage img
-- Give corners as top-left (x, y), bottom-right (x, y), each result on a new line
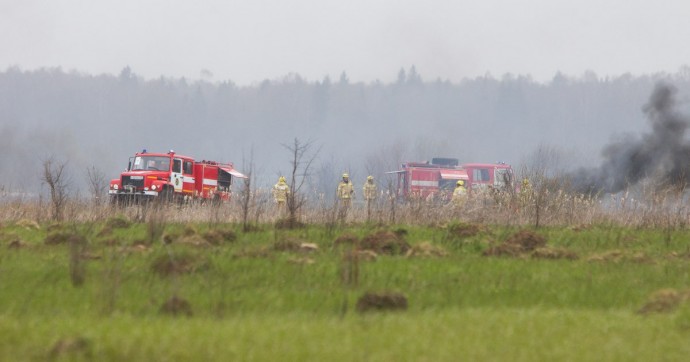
top-left (172, 158), bottom-right (184, 193)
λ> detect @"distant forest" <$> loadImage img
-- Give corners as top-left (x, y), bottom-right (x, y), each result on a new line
top-left (2, 65), bottom-right (690, 196)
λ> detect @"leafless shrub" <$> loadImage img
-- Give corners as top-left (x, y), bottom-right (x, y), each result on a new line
top-left (282, 138), bottom-right (320, 228)
top-left (41, 158), bottom-right (70, 222)
top-left (86, 165), bottom-right (107, 205)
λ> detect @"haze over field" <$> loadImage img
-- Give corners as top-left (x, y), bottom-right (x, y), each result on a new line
top-left (2, 1), bottom-right (690, 195)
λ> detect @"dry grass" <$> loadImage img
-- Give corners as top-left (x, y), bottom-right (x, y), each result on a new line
top-left (1, 182), bottom-right (690, 228)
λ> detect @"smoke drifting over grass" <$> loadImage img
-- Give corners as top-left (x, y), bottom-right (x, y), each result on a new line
top-left (571, 83), bottom-right (690, 194)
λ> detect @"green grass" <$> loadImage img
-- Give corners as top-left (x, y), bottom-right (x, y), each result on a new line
top-left (1, 221), bottom-right (690, 360)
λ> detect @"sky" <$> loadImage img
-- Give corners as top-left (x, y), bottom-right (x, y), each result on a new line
top-left (1, 0), bottom-right (690, 84)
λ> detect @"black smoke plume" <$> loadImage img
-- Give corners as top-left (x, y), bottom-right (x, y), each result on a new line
top-left (571, 83), bottom-right (690, 195)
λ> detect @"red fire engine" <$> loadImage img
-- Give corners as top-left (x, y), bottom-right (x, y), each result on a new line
top-left (389, 158), bottom-right (514, 200)
top-left (108, 150), bottom-right (247, 203)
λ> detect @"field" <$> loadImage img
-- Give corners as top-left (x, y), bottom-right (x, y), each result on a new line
top-left (1, 197), bottom-right (690, 361)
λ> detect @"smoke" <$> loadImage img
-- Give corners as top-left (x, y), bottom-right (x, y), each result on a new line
top-left (571, 83), bottom-right (690, 194)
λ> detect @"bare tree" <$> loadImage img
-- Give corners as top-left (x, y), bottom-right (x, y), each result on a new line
top-left (86, 165), bottom-right (107, 204)
top-left (42, 158), bottom-right (70, 222)
top-left (282, 138), bottom-right (320, 227)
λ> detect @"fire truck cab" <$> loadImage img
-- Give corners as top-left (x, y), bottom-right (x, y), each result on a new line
top-left (109, 150), bottom-right (246, 203)
top-left (461, 162), bottom-right (515, 193)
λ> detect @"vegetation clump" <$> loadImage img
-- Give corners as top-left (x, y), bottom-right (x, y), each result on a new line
top-left (44, 230), bottom-right (74, 245)
top-left (160, 295), bottom-right (193, 317)
top-left (356, 291), bottom-right (408, 313)
top-left (105, 215), bottom-right (132, 229)
top-left (333, 233), bottom-right (359, 248)
top-left (483, 229), bottom-right (547, 257)
top-left (48, 337), bottom-right (91, 360)
top-left (587, 250), bottom-right (654, 264)
top-left (151, 253), bottom-right (207, 277)
top-left (274, 217), bottom-right (306, 230)
top-left (360, 230), bottom-right (411, 255)
top-left (405, 241), bottom-right (448, 258)
top-left (531, 247), bottom-right (579, 260)
top-left (273, 237), bottom-right (305, 252)
top-left (201, 229), bottom-right (237, 245)
top-left (446, 222), bottom-right (483, 238)
top-left (637, 288), bottom-right (690, 315)
top-left (16, 219), bottom-right (40, 230)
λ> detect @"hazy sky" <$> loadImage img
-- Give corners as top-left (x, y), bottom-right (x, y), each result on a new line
top-left (2, 0), bottom-right (690, 84)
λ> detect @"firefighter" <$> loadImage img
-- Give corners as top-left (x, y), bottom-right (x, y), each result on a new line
top-left (452, 179), bottom-right (468, 206)
top-left (362, 176), bottom-right (377, 201)
top-left (337, 173), bottom-right (355, 206)
top-left (362, 175), bottom-right (377, 221)
top-left (272, 176), bottom-right (290, 209)
top-left (519, 177), bottom-right (533, 208)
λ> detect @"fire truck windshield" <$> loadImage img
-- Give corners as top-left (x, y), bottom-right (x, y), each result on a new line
top-left (132, 156), bottom-right (171, 171)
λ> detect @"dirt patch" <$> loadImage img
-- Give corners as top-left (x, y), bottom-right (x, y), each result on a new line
top-left (8, 238), bottom-right (25, 249)
top-left (273, 237), bottom-right (303, 252)
top-left (505, 230), bottom-right (547, 251)
top-left (44, 231), bottom-right (73, 245)
top-left (288, 256), bottom-right (315, 265)
top-left (175, 235), bottom-right (212, 248)
top-left (406, 242), bottom-right (449, 258)
top-left (160, 295), bottom-right (193, 317)
top-left (333, 233), bottom-right (359, 247)
top-left (233, 247), bottom-right (272, 259)
top-left (151, 253), bottom-right (207, 277)
top-left (49, 337), bottom-right (91, 359)
top-left (356, 291), bottom-right (408, 313)
top-left (568, 224), bottom-right (591, 232)
top-left (637, 288), bottom-right (690, 315)
top-left (531, 247), bottom-right (579, 260)
top-left (360, 230), bottom-right (411, 255)
top-left (483, 230), bottom-right (548, 257)
top-left (587, 250), bottom-right (654, 264)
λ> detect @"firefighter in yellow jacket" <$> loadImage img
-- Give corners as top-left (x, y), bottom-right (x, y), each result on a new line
top-left (272, 176), bottom-right (290, 209)
top-left (452, 179), bottom-right (468, 206)
top-left (362, 176), bottom-right (377, 201)
top-left (337, 173), bottom-right (355, 207)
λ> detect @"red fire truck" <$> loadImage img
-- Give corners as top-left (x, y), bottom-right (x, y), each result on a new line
top-left (388, 158), bottom-right (514, 200)
top-left (108, 150), bottom-right (247, 203)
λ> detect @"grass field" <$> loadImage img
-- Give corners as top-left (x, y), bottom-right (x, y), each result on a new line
top-left (1, 202), bottom-right (690, 360)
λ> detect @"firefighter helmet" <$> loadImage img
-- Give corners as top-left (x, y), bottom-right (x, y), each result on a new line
top-left (279, 176), bottom-right (286, 183)
top-left (343, 173), bottom-right (349, 179)
top-left (367, 175), bottom-right (374, 181)
top-left (457, 180), bottom-right (465, 186)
